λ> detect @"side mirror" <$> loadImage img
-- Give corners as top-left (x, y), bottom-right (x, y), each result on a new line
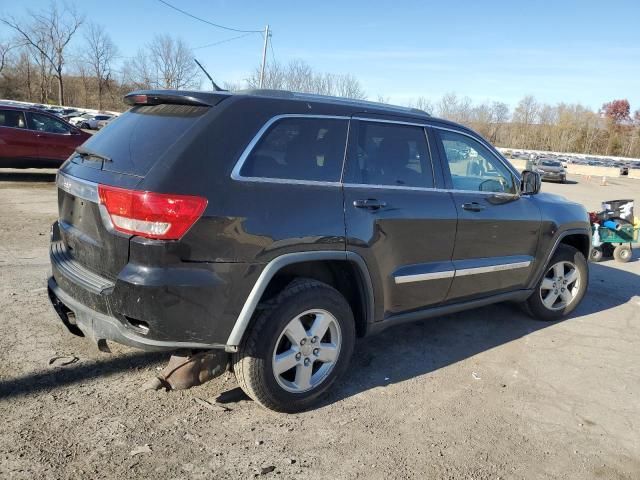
top-left (520, 170), bottom-right (541, 195)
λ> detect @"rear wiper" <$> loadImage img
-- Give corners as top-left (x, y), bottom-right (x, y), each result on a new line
top-left (75, 146), bottom-right (112, 163)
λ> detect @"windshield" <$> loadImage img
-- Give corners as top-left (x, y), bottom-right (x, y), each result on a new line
top-left (541, 160), bottom-right (561, 167)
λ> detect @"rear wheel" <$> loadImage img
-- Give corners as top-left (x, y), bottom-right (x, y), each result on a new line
top-left (613, 245), bottom-right (632, 263)
top-left (525, 244), bottom-right (588, 321)
top-left (233, 279), bottom-right (355, 413)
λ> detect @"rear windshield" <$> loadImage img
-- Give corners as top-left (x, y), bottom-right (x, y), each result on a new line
top-left (74, 104), bottom-right (208, 176)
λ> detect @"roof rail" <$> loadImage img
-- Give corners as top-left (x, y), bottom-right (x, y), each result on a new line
top-left (236, 89), bottom-right (430, 116)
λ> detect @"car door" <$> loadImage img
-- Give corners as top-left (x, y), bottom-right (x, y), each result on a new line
top-left (432, 127), bottom-right (541, 302)
top-left (27, 111), bottom-right (78, 164)
top-left (343, 117), bottom-right (458, 320)
top-left (0, 109), bottom-right (41, 166)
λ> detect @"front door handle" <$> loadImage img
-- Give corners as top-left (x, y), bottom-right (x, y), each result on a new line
top-left (353, 199), bottom-right (387, 210)
top-left (462, 202), bottom-right (486, 212)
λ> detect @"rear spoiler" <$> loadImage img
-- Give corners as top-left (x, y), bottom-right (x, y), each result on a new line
top-left (123, 90), bottom-right (231, 107)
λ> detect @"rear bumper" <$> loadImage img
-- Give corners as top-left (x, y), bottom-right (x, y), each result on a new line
top-left (48, 223), bottom-right (262, 352)
top-left (47, 276), bottom-right (226, 351)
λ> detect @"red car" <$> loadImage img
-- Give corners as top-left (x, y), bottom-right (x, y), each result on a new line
top-left (0, 105), bottom-right (91, 168)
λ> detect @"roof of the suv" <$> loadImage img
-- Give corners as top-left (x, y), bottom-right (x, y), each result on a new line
top-left (125, 88), bottom-right (431, 118)
top-left (236, 89), bottom-right (430, 117)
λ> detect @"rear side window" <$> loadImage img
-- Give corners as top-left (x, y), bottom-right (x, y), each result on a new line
top-left (76, 104), bottom-right (208, 177)
top-left (239, 117), bottom-right (348, 182)
top-left (0, 109), bottom-right (27, 129)
top-left (345, 121), bottom-right (434, 188)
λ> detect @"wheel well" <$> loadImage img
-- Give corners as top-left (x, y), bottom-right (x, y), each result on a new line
top-left (559, 233), bottom-right (590, 259)
top-left (259, 260), bottom-right (370, 337)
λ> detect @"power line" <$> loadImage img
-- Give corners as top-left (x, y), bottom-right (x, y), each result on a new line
top-left (193, 32), bottom-right (256, 50)
top-left (156, 0), bottom-right (263, 34)
top-left (269, 32), bottom-right (276, 64)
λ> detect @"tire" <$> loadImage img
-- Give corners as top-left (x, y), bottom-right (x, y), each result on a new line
top-left (81, 122), bottom-right (89, 129)
top-left (590, 246), bottom-right (603, 262)
top-left (613, 245), bottom-right (632, 263)
top-left (525, 244), bottom-right (588, 321)
top-left (233, 278), bottom-right (355, 413)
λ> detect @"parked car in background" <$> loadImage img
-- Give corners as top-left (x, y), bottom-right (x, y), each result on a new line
top-left (96, 116), bottom-right (115, 130)
top-left (59, 108), bottom-right (79, 118)
top-left (68, 112), bottom-right (94, 126)
top-left (0, 105), bottom-right (91, 168)
top-left (77, 114), bottom-right (113, 130)
top-left (535, 159), bottom-right (567, 183)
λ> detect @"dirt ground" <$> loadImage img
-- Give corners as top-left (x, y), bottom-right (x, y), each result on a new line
top-left (1, 170), bottom-right (639, 480)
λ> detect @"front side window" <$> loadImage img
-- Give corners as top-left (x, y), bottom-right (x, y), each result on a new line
top-left (438, 130), bottom-right (515, 193)
top-left (29, 112), bottom-right (71, 134)
top-left (345, 121), bottom-right (434, 188)
top-left (240, 117), bottom-right (348, 182)
top-left (0, 109), bottom-right (27, 129)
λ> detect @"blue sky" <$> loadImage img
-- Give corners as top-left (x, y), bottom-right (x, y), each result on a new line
top-left (2, 0), bottom-right (639, 111)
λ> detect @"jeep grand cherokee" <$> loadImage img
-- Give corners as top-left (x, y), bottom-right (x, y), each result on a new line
top-left (48, 89), bottom-right (591, 412)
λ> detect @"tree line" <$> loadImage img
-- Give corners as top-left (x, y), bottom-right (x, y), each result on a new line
top-left (1, 3), bottom-right (639, 158)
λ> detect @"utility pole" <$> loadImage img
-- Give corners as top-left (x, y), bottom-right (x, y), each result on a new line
top-left (259, 24), bottom-right (270, 88)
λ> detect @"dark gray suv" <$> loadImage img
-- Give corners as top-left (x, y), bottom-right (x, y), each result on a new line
top-left (48, 89), bottom-right (591, 412)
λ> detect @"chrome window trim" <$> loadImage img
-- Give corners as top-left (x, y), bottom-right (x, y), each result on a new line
top-left (230, 114), bottom-right (350, 185)
top-left (342, 182), bottom-right (518, 197)
top-left (394, 260), bottom-right (531, 284)
top-left (56, 171), bottom-right (100, 203)
top-left (431, 125), bottom-right (521, 182)
top-left (351, 116), bottom-right (428, 128)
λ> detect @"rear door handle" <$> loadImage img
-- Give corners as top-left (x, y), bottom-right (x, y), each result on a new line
top-left (461, 202), bottom-right (486, 212)
top-left (353, 199), bottom-right (387, 210)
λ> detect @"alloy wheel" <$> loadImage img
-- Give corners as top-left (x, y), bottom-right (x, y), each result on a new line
top-left (539, 261), bottom-right (581, 311)
top-left (271, 309), bottom-right (342, 393)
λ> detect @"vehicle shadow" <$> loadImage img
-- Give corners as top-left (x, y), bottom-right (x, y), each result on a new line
top-left (0, 170), bottom-right (57, 183)
top-left (0, 263), bottom-right (636, 407)
top-left (0, 351), bottom-right (165, 401)
top-left (321, 260), bottom-right (639, 407)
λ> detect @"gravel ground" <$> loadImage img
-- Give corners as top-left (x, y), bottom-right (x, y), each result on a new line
top-left (1, 170), bottom-right (639, 479)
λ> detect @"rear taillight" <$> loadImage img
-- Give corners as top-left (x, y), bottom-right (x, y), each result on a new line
top-left (98, 185), bottom-right (207, 240)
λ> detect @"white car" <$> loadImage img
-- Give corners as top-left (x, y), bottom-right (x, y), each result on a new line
top-left (69, 114), bottom-right (113, 130)
top-left (68, 113), bottom-right (94, 126)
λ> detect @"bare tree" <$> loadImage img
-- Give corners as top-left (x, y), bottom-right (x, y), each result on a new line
top-left (149, 34), bottom-right (200, 89)
top-left (246, 59), bottom-right (366, 99)
top-left (410, 97), bottom-right (433, 114)
top-left (0, 38), bottom-right (18, 74)
top-left (333, 73), bottom-right (366, 100)
top-left (125, 35), bottom-right (200, 90)
top-left (2, 2), bottom-right (84, 105)
top-left (83, 22), bottom-right (117, 109)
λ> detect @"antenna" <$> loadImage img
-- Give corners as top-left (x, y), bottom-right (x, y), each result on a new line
top-left (193, 58), bottom-right (225, 91)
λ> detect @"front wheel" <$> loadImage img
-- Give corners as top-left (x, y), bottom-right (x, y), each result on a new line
top-left (233, 279), bottom-right (355, 413)
top-left (525, 244), bottom-right (588, 321)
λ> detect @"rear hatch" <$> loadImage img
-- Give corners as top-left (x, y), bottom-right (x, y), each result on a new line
top-left (55, 92), bottom-right (225, 280)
